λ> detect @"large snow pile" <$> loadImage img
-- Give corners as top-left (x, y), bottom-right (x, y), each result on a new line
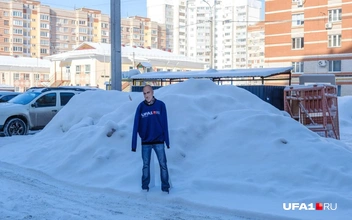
top-left (0, 79), bottom-right (351, 220)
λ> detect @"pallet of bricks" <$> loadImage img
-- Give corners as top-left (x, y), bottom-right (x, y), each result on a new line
top-left (284, 84), bottom-right (339, 139)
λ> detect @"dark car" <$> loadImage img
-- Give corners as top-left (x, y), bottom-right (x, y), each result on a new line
top-left (0, 91), bottom-right (21, 103)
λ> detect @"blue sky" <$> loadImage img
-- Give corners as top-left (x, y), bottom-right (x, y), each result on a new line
top-left (40, 0), bottom-right (265, 18)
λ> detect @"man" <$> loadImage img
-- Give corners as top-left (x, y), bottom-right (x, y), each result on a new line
top-left (132, 85), bottom-right (170, 193)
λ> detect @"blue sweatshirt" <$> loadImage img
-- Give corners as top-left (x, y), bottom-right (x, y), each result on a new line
top-left (132, 99), bottom-right (170, 151)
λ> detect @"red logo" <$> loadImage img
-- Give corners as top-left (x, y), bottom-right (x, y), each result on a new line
top-left (316, 203), bottom-right (323, 210)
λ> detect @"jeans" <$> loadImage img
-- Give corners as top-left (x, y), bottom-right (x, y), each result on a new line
top-left (141, 144), bottom-right (170, 191)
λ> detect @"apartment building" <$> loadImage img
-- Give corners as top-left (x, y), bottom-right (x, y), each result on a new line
top-left (232, 0), bottom-right (262, 69)
top-left (0, 0), bottom-right (109, 58)
top-left (147, 0), bottom-right (262, 69)
top-left (0, 55), bottom-right (50, 92)
top-left (121, 16), bottom-right (167, 49)
top-left (265, 0), bottom-right (352, 83)
top-left (147, 0), bottom-right (181, 53)
top-left (247, 21), bottom-right (265, 68)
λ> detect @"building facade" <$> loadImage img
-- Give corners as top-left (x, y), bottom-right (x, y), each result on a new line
top-left (0, 0), bottom-right (110, 58)
top-left (265, 0), bottom-right (352, 84)
top-left (45, 42), bottom-right (206, 89)
top-left (147, 0), bottom-right (179, 53)
top-left (121, 16), bottom-right (167, 49)
top-left (247, 21), bottom-right (265, 68)
top-left (0, 55), bottom-right (50, 92)
top-left (147, 0), bottom-right (262, 69)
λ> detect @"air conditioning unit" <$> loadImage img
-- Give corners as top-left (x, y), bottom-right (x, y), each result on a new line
top-left (297, 0), bottom-right (303, 7)
top-left (318, 60), bottom-right (327, 67)
top-left (325, 22), bottom-right (333, 29)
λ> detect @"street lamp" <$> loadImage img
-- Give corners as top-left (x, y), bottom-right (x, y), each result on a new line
top-left (202, 0), bottom-right (216, 69)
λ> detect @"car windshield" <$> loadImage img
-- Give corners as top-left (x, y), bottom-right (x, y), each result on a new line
top-left (8, 92), bottom-right (41, 105)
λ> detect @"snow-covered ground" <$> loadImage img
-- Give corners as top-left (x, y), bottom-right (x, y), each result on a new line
top-left (1, 79), bottom-right (351, 220)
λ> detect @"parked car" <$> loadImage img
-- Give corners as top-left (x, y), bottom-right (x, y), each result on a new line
top-left (0, 91), bottom-right (21, 103)
top-left (0, 87), bottom-right (89, 136)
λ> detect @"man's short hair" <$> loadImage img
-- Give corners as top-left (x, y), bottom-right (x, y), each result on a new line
top-left (143, 85), bottom-right (153, 91)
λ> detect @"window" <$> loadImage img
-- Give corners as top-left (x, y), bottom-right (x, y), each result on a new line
top-left (85, 65), bottom-right (90, 74)
top-left (328, 60), bottom-right (341, 72)
top-left (13, 29), bottom-right (23, 34)
top-left (13, 20), bottom-right (23, 26)
top-left (24, 74), bottom-right (30, 80)
top-left (66, 66), bottom-right (70, 74)
top-left (13, 46), bottom-right (23, 52)
top-left (328, 9), bottom-right (342, 22)
top-left (40, 15), bottom-right (49, 20)
top-left (14, 73), bottom-right (19, 80)
top-left (76, 65), bottom-right (81, 74)
top-left (13, 38), bottom-right (22, 43)
top-left (328, 35), bottom-right (341, 47)
top-left (40, 32), bottom-right (49, 37)
top-left (292, 37), bottom-right (304, 49)
top-left (40, 40), bottom-right (49, 45)
top-left (40, 23), bottom-right (49, 29)
top-left (36, 93), bottom-right (56, 107)
top-left (0, 94), bottom-right (17, 102)
top-left (34, 74), bottom-right (40, 81)
top-left (60, 92), bottom-right (75, 106)
top-left (13, 11), bottom-right (23, 17)
top-left (292, 14), bottom-right (304, 26)
top-left (79, 28), bottom-right (87, 33)
top-left (40, 48), bottom-right (48, 54)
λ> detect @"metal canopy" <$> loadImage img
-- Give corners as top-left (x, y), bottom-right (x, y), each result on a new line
top-left (130, 67), bottom-right (292, 80)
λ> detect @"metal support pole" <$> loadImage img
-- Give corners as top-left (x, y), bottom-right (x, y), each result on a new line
top-left (210, 14), bottom-right (213, 69)
top-left (203, 0), bottom-right (216, 69)
top-left (212, 0), bottom-right (216, 69)
top-left (110, 0), bottom-right (122, 90)
top-left (246, 3), bottom-right (249, 68)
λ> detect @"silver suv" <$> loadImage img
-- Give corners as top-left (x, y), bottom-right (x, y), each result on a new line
top-left (0, 87), bottom-right (87, 136)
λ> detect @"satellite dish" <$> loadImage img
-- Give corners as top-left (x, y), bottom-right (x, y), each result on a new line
top-left (318, 60), bottom-right (327, 67)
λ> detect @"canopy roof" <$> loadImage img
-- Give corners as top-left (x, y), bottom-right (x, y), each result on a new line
top-left (130, 67), bottom-right (292, 80)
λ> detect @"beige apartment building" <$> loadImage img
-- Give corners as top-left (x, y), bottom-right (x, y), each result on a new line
top-left (0, 0), bottom-right (109, 58)
top-left (121, 16), bottom-right (167, 50)
top-left (0, 55), bottom-right (50, 92)
top-left (265, 0), bottom-right (352, 84)
top-left (247, 21), bottom-right (265, 68)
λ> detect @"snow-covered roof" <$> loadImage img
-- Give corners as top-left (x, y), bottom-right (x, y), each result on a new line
top-left (45, 42), bottom-right (204, 64)
top-left (130, 67), bottom-right (293, 80)
top-left (0, 56), bottom-right (51, 68)
top-left (138, 62), bottom-right (152, 68)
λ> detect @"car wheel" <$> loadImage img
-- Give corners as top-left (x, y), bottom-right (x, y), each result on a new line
top-left (4, 118), bottom-right (28, 136)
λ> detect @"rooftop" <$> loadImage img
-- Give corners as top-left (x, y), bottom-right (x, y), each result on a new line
top-left (0, 56), bottom-right (51, 68)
